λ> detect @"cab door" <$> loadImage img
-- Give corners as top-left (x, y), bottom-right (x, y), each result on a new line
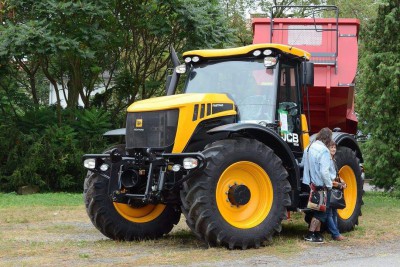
top-left (277, 60), bottom-right (305, 157)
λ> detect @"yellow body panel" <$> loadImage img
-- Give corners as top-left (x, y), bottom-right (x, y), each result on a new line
top-left (183, 43), bottom-right (311, 60)
top-left (127, 93), bottom-right (236, 153)
top-left (300, 114), bottom-right (310, 150)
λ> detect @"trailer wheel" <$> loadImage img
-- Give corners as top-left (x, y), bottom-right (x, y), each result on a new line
top-left (180, 138), bottom-right (291, 249)
top-left (335, 146), bottom-right (363, 232)
top-left (83, 146), bottom-right (180, 240)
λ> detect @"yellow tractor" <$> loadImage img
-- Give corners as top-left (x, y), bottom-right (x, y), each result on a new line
top-left (83, 42), bottom-right (363, 249)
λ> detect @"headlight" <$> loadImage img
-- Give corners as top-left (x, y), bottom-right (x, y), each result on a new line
top-left (84, 159), bottom-right (96, 169)
top-left (192, 56), bottom-right (200, 62)
top-left (253, 50), bottom-right (261, 56)
top-left (263, 49), bottom-right (273, 56)
top-left (183, 158), bottom-right (198, 170)
top-left (172, 164), bottom-right (181, 172)
top-left (100, 164), bottom-right (109, 171)
top-left (184, 57), bottom-right (192, 63)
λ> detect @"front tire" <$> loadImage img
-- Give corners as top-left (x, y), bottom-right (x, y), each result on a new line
top-left (83, 146), bottom-right (180, 240)
top-left (180, 138), bottom-right (291, 249)
top-left (335, 146), bottom-right (363, 232)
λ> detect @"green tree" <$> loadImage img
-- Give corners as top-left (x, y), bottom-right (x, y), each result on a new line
top-left (0, 0), bottom-right (234, 192)
top-left (98, 0), bottom-right (234, 118)
top-left (222, 0), bottom-right (254, 46)
top-left (0, 0), bottom-right (119, 113)
top-left (357, 0), bottom-right (400, 191)
top-left (327, 0), bottom-right (379, 26)
top-left (258, 0), bottom-right (323, 18)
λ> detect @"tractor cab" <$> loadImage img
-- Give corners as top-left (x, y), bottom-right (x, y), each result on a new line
top-left (179, 43), bottom-right (313, 154)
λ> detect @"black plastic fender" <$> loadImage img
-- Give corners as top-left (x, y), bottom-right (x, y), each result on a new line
top-left (332, 132), bottom-right (363, 163)
top-left (310, 132), bottom-right (363, 163)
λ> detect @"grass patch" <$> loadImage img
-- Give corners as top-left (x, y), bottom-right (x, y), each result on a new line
top-left (0, 192), bottom-right (82, 207)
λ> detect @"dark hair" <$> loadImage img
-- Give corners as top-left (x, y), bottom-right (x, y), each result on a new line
top-left (316, 127), bottom-right (332, 147)
top-left (329, 140), bottom-right (336, 147)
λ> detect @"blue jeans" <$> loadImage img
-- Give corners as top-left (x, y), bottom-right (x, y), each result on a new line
top-left (327, 207), bottom-right (340, 238)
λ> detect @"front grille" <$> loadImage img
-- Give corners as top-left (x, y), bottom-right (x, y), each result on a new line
top-left (126, 109), bottom-right (179, 149)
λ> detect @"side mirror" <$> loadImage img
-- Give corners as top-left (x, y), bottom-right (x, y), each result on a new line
top-left (166, 46), bottom-right (181, 96)
top-left (301, 62), bottom-right (314, 87)
top-left (264, 57), bottom-right (278, 69)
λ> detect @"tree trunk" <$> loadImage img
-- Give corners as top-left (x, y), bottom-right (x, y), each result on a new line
top-left (16, 59), bottom-right (40, 105)
top-left (41, 59), bottom-right (62, 125)
top-left (68, 58), bottom-right (82, 109)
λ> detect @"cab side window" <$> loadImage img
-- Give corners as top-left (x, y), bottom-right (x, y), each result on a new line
top-left (278, 64), bottom-right (299, 133)
top-left (279, 64), bottom-right (298, 106)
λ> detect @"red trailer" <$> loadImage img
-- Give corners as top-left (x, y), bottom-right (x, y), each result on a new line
top-left (253, 16), bottom-right (360, 134)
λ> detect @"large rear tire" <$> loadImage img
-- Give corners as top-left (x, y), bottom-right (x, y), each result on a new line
top-left (180, 138), bottom-right (291, 249)
top-left (335, 146), bottom-right (363, 232)
top-left (83, 146), bottom-right (180, 240)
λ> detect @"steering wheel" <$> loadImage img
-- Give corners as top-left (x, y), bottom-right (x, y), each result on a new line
top-left (279, 102), bottom-right (298, 116)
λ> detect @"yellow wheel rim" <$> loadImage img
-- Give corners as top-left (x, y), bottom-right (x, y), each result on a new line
top-left (337, 165), bottom-right (357, 220)
top-left (113, 203), bottom-right (166, 223)
top-left (216, 161), bottom-right (273, 229)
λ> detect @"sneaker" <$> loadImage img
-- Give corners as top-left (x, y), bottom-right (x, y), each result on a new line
top-left (304, 233), bottom-right (324, 243)
top-left (304, 232), bottom-right (314, 242)
top-left (315, 232), bottom-right (324, 243)
top-left (333, 235), bottom-right (345, 241)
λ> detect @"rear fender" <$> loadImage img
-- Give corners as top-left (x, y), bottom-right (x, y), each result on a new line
top-left (310, 132), bottom-right (363, 162)
top-left (332, 132), bottom-right (363, 163)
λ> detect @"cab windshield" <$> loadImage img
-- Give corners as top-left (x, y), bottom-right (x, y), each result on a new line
top-left (184, 59), bottom-right (278, 123)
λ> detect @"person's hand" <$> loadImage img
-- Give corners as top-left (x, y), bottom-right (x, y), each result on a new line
top-left (333, 181), bottom-right (346, 189)
top-left (339, 178), bottom-right (347, 189)
top-left (332, 181), bottom-right (340, 188)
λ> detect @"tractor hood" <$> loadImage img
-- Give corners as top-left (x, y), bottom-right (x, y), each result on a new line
top-left (127, 93), bottom-right (235, 112)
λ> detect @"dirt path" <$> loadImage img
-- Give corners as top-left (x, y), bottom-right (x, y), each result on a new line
top-left (1, 205), bottom-right (400, 266)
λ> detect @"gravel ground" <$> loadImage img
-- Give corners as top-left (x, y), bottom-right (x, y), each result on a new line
top-left (2, 216), bottom-right (399, 267)
top-left (206, 240), bottom-right (400, 266)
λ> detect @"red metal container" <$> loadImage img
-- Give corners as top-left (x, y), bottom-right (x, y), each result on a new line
top-left (253, 17), bottom-right (360, 134)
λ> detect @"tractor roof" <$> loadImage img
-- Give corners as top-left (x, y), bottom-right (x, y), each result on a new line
top-left (183, 43), bottom-right (310, 60)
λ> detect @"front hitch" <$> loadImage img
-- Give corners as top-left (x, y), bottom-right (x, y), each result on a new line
top-left (82, 151), bottom-right (206, 205)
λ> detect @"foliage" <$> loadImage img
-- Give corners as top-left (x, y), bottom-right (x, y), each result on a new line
top-left (0, 0), bottom-right (117, 110)
top-left (357, 0), bottom-right (400, 191)
top-left (258, 0), bottom-right (324, 18)
top-left (0, 1), bottom-right (232, 192)
top-left (327, 0), bottom-right (379, 26)
top-left (112, 0), bottom-right (234, 109)
top-left (73, 108), bottom-right (113, 151)
top-left (222, 0), bottom-right (254, 46)
top-left (0, 107), bottom-right (113, 192)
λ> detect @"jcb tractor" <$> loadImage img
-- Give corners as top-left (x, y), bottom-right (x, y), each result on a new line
top-left (83, 6), bottom-right (363, 249)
